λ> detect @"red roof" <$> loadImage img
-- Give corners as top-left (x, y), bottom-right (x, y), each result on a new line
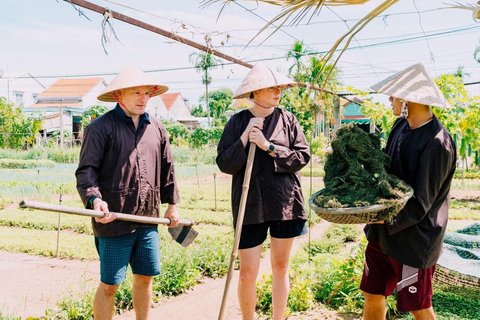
top-left (38, 78), bottom-right (104, 98)
top-left (160, 92), bottom-right (183, 111)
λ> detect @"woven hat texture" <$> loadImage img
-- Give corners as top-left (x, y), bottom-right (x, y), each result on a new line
top-left (97, 66), bottom-right (168, 102)
top-left (371, 63), bottom-right (451, 108)
top-left (234, 63), bottom-right (296, 99)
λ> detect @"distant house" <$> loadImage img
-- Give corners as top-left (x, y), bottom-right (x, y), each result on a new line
top-left (146, 92), bottom-right (200, 129)
top-left (1, 73), bottom-right (47, 108)
top-left (23, 78), bottom-right (109, 139)
top-left (341, 97), bottom-right (375, 133)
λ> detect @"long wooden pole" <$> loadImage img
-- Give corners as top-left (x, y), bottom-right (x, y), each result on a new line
top-left (218, 143), bottom-right (256, 320)
top-left (63, 0), bottom-right (253, 69)
top-left (62, 0), bottom-right (362, 105)
top-left (20, 200), bottom-right (195, 226)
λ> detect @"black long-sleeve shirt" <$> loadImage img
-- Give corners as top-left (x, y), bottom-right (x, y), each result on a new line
top-left (216, 108), bottom-right (310, 226)
top-left (76, 104), bottom-right (180, 238)
top-left (365, 116), bottom-right (456, 269)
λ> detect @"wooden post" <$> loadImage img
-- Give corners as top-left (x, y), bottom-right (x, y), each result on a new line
top-left (213, 172), bottom-right (217, 212)
top-left (56, 193), bottom-right (62, 258)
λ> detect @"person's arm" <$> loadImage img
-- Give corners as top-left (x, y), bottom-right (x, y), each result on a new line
top-left (271, 115), bottom-right (310, 173)
top-left (159, 125), bottom-right (180, 206)
top-left (75, 123), bottom-right (114, 223)
top-left (386, 145), bottom-right (455, 235)
top-left (216, 116), bottom-right (262, 175)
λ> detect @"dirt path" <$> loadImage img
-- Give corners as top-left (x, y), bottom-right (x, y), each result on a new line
top-left (114, 220), bottom-right (357, 320)
top-left (0, 251), bottom-right (100, 318)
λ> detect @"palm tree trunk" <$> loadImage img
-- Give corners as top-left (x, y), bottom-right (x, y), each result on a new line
top-left (206, 69), bottom-right (210, 126)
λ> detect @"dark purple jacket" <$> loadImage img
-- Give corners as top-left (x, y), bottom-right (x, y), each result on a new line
top-left (216, 108), bottom-right (310, 226)
top-left (76, 105), bottom-right (179, 238)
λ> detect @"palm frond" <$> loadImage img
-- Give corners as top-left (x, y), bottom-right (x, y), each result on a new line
top-left (447, 2), bottom-right (480, 22)
top-left (203, 0), bottom-right (400, 95)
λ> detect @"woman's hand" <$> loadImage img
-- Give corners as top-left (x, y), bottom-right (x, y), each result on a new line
top-left (241, 117), bottom-right (264, 146)
top-left (249, 127), bottom-right (269, 151)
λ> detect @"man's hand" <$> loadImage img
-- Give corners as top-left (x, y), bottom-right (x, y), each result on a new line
top-left (164, 204), bottom-right (179, 228)
top-left (93, 198), bottom-right (116, 224)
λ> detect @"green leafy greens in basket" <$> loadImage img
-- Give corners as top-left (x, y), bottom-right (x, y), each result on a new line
top-left (314, 124), bottom-right (410, 213)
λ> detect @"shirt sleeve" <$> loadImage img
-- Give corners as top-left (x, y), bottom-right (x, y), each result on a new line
top-left (216, 117), bottom-right (248, 175)
top-left (272, 115), bottom-right (310, 173)
top-left (75, 123), bottom-right (106, 209)
top-left (386, 144), bottom-right (454, 235)
top-left (159, 125), bottom-right (180, 205)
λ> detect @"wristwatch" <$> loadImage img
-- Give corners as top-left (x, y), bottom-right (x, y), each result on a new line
top-left (268, 143), bottom-right (275, 153)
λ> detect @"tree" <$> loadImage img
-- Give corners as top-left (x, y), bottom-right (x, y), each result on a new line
top-left (0, 96), bottom-right (42, 149)
top-left (190, 105), bottom-right (207, 117)
top-left (434, 73), bottom-right (479, 170)
top-left (286, 40), bottom-right (309, 75)
top-left (81, 105), bottom-right (110, 129)
top-left (189, 51), bottom-right (221, 126)
top-left (199, 88), bottom-right (233, 126)
top-left (162, 120), bottom-right (189, 146)
top-left (282, 53), bottom-right (340, 137)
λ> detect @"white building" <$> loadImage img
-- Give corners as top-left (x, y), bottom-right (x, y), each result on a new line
top-left (23, 78), bottom-right (111, 138)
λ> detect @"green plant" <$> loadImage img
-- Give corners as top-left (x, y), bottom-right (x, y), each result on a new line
top-left (0, 159), bottom-right (55, 169)
top-left (81, 105), bottom-right (110, 129)
top-left (162, 121), bottom-right (190, 146)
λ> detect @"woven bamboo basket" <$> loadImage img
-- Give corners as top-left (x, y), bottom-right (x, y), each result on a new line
top-left (309, 187), bottom-right (413, 224)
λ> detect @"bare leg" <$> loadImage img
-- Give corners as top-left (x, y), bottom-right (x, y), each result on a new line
top-left (93, 282), bottom-right (119, 320)
top-left (238, 245), bottom-right (262, 320)
top-left (270, 237), bottom-right (295, 320)
top-left (362, 291), bottom-right (386, 320)
top-left (411, 307), bottom-right (436, 320)
top-left (132, 274), bottom-right (154, 320)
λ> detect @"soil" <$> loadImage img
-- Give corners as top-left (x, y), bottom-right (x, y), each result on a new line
top-left (1, 180), bottom-right (479, 319)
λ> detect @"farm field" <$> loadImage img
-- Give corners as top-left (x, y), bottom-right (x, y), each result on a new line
top-left (0, 163), bottom-right (479, 319)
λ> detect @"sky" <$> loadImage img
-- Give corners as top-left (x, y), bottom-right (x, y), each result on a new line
top-left (1, 0), bottom-right (479, 108)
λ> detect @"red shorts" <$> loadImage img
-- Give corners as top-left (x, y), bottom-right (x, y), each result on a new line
top-left (360, 241), bottom-right (435, 312)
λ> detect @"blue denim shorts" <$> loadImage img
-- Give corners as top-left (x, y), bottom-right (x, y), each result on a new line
top-left (95, 227), bottom-right (161, 285)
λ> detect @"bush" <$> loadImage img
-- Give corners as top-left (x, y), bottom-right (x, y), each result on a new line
top-left (189, 126), bottom-right (223, 148)
top-left (162, 121), bottom-right (190, 146)
top-left (0, 159), bottom-right (55, 169)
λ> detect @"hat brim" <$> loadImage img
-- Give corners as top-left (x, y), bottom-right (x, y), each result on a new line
top-left (97, 84), bottom-right (169, 102)
top-left (233, 83), bottom-right (296, 100)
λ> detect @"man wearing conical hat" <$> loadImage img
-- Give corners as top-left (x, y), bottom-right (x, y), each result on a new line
top-left (360, 63), bottom-right (457, 320)
top-left (217, 63), bottom-right (310, 319)
top-left (76, 66), bottom-right (180, 320)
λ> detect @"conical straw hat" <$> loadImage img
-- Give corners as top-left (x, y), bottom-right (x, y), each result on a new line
top-left (234, 63), bottom-right (296, 99)
top-left (371, 63), bottom-right (451, 108)
top-left (97, 66), bottom-right (168, 102)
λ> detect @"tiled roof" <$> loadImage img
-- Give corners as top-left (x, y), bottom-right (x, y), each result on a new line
top-left (38, 78), bottom-right (104, 98)
top-left (160, 92), bottom-right (182, 111)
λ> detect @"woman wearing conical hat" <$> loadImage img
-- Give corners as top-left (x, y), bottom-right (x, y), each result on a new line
top-left (216, 63), bottom-right (310, 319)
top-left (361, 63), bottom-right (457, 320)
